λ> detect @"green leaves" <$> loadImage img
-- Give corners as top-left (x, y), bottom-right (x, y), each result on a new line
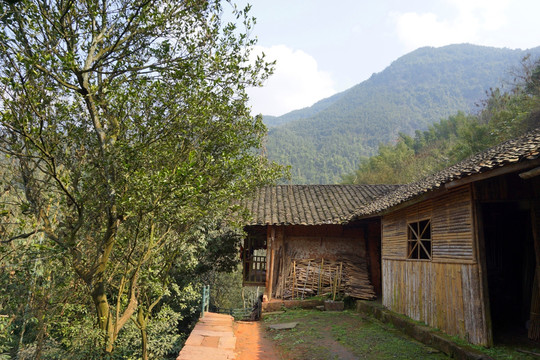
top-left (0, 0), bottom-right (284, 357)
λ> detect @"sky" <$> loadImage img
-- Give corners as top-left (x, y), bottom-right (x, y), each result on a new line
top-left (231, 0), bottom-right (540, 117)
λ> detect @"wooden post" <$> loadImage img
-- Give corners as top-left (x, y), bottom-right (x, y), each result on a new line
top-left (267, 226), bottom-right (275, 301)
top-left (282, 255), bottom-right (286, 299)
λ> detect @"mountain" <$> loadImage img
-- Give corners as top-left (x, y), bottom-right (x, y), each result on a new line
top-left (264, 44), bottom-right (540, 184)
top-left (263, 92), bottom-right (346, 127)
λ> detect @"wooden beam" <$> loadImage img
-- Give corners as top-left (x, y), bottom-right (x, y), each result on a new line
top-left (362, 186), bottom-right (450, 219)
top-left (446, 158), bottom-right (540, 190)
top-left (266, 226), bottom-right (275, 300)
top-left (355, 159), bottom-right (540, 222)
top-left (519, 166), bottom-right (540, 179)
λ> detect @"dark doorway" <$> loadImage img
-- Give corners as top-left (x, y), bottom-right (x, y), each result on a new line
top-left (483, 202), bottom-right (535, 339)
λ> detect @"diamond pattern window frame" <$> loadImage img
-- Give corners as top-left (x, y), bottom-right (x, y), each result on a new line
top-left (407, 219), bottom-right (432, 260)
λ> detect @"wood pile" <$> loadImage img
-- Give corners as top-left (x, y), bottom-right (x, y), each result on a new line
top-left (276, 255), bottom-right (376, 300)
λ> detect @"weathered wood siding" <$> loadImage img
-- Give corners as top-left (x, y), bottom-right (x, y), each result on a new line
top-left (382, 185), bottom-right (490, 345)
top-left (382, 260), bottom-right (488, 344)
top-left (382, 186), bottom-right (474, 262)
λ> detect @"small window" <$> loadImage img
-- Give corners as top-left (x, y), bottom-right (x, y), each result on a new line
top-left (407, 219), bottom-right (432, 260)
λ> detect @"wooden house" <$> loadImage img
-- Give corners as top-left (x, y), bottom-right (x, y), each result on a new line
top-left (243, 129), bottom-right (540, 347)
top-left (350, 128), bottom-right (540, 346)
top-left (242, 184), bottom-right (398, 301)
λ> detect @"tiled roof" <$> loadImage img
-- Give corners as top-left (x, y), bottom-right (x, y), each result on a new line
top-left (245, 184), bottom-right (399, 226)
top-left (351, 127), bottom-right (540, 218)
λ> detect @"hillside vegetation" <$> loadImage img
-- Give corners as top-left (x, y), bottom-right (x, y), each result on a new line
top-left (265, 44), bottom-right (540, 184)
top-left (342, 57), bottom-right (540, 185)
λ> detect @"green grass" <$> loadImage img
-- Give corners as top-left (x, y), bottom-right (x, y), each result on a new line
top-left (263, 308), bottom-right (540, 360)
top-left (448, 333), bottom-right (540, 360)
top-left (263, 309), bottom-right (448, 360)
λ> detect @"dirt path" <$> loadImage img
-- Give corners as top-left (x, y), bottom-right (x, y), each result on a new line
top-left (262, 310), bottom-right (450, 360)
top-left (234, 320), bottom-right (283, 360)
top-left (312, 327), bottom-right (362, 360)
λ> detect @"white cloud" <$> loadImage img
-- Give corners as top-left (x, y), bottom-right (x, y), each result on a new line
top-left (393, 0), bottom-right (511, 51)
top-left (246, 45), bottom-right (336, 117)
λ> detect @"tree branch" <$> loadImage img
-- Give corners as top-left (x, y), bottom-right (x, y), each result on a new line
top-left (1, 229), bottom-right (44, 243)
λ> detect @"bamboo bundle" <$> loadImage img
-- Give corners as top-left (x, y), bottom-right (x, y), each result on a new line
top-left (279, 256), bottom-right (376, 300)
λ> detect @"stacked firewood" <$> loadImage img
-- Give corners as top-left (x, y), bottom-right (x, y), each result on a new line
top-left (278, 255), bottom-right (376, 300)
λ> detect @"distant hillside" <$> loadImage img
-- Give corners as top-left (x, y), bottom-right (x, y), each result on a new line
top-left (263, 92), bottom-right (346, 127)
top-left (265, 44), bottom-right (540, 184)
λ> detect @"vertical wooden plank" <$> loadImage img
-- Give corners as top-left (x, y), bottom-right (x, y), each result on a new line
top-left (461, 265), bottom-right (473, 341)
top-left (455, 265), bottom-right (465, 336)
top-left (265, 226), bottom-right (274, 300)
top-left (382, 259), bottom-right (388, 308)
top-left (471, 187), bottom-right (493, 346)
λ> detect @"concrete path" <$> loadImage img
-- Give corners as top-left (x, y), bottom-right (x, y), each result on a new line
top-left (177, 312), bottom-right (236, 360)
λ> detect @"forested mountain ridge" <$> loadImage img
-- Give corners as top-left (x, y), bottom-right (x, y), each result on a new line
top-left (265, 44), bottom-right (540, 184)
top-left (263, 91), bottom-right (346, 127)
top-left (342, 54), bottom-right (540, 186)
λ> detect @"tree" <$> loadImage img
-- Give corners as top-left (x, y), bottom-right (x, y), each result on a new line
top-left (0, 0), bottom-right (282, 356)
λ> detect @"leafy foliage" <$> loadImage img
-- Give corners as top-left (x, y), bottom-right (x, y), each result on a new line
top-left (0, 0), bottom-right (284, 358)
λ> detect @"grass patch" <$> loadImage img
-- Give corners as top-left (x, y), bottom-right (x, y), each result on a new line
top-left (263, 309), bottom-right (448, 359)
top-left (448, 333), bottom-right (540, 360)
top-left (264, 308), bottom-right (540, 360)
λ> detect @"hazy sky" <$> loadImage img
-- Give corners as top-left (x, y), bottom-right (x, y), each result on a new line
top-left (233, 0), bottom-right (540, 116)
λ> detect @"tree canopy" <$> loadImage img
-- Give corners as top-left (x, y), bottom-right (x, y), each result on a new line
top-left (0, 0), bottom-right (283, 358)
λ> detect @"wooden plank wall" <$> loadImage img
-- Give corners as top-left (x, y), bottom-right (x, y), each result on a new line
top-left (382, 260), bottom-right (488, 344)
top-left (381, 185), bottom-right (490, 345)
top-left (382, 186), bottom-right (474, 261)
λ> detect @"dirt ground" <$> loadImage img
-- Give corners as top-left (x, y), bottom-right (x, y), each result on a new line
top-left (233, 307), bottom-right (540, 360)
top-left (233, 318), bottom-right (369, 360)
top-left (233, 310), bottom-right (447, 360)
top-left (234, 320), bottom-right (283, 360)
top-left (261, 309), bottom-right (449, 360)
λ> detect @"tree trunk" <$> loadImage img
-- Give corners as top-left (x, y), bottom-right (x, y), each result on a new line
top-left (137, 307), bottom-right (149, 360)
top-left (141, 326), bottom-right (148, 360)
top-left (92, 282), bottom-right (114, 353)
